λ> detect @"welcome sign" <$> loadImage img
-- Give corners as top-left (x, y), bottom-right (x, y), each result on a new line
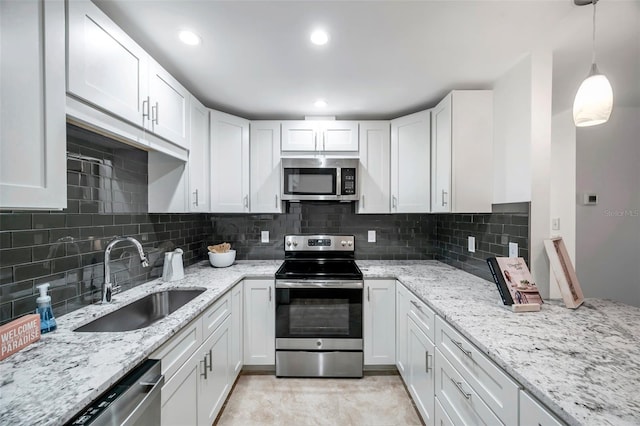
top-left (0, 314), bottom-right (41, 361)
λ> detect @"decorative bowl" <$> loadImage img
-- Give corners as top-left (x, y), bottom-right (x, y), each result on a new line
top-left (208, 250), bottom-right (236, 268)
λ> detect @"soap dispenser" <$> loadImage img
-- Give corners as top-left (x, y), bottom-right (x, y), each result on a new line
top-left (36, 283), bottom-right (57, 333)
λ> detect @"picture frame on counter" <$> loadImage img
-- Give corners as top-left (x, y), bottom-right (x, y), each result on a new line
top-left (544, 237), bottom-right (584, 309)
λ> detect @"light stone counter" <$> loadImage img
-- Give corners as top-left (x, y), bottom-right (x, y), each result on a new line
top-left (1, 260), bottom-right (638, 426)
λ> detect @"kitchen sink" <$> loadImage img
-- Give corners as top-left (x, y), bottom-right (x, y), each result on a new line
top-left (74, 288), bottom-right (206, 332)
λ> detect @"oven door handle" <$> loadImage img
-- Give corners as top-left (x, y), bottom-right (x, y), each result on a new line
top-left (276, 280), bottom-right (364, 289)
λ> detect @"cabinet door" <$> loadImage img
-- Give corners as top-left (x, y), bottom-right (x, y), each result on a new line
top-left (198, 316), bottom-right (231, 426)
top-left (321, 121), bottom-right (359, 151)
top-left (364, 279), bottom-right (396, 365)
top-left (520, 391), bottom-right (564, 426)
top-left (230, 283), bottom-right (244, 377)
top-left (210, 110), bottom-right (250, 212)
top-left (435, 397), bottom-right (455, 426)
top-left (390, 110), bottom-right (431, 213)
top-left (396, 282), bottom-right (410, 380)
top-left (67, 0), bottom-right (148, 127)
top-left (250, 121), bottom-right (282, 213)
top-left (188, 97), bottom-right (210, 212)
top-left (0, 0), bottom-right (66, 209)
top-left (358, 122), bottom-right (390, 214)
top-left (431, 94), bottom-right (452, 213)
top-left (408, 317), bottom-right (435, 426)
top-left (281, 121), bottom-right (317, 151)
top-left (148, 59), bottom-right (190, 148)
top-left (161, 350), bottom-right (199, 426)
top-left (243, 279), bottom-right (275, 365)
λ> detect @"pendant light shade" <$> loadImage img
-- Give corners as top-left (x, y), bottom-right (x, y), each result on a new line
top-left (573, 0), bottom-right (613, 127)
top-left (573, 64), bottom-right (613, 127)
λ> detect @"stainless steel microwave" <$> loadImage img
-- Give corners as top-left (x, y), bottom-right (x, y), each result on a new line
top-left (281, 158), bottom-right (359, 202)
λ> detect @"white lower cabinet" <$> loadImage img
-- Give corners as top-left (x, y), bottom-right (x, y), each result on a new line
top-left (230, 283), bottom-right (244, 376)
top-left (407, 317), bottom-right (435, 425)
top-left (395, 282), bottom-right (410, 380)
top-left (434, 397), bottom-right (455, 426)
top-left (364, 279), bottom-right (396, 365)
top-left (519, 391), bottom-right (565, 426)
top-left (153, 286), bottom-right (242, 426)
top-left (243, 279), bottom-right (275, 365)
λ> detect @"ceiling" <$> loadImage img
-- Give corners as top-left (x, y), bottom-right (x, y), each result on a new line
top-left (93, 0), bottom-right (640, 120)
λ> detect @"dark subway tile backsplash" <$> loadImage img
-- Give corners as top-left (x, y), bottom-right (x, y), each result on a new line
top-left (0, 124), bottom-right (530, 324)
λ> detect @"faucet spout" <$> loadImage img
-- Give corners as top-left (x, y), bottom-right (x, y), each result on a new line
top-left (102, 236), bottom-right (149, 304)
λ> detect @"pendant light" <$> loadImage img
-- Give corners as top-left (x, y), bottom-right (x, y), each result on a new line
top-left (573, 0), bottom-right (613, 127)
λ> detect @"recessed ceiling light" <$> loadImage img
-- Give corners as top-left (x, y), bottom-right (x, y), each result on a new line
top-left (310, 29), bottom-right (329, 46)
top-left (314, 99), bottom-right (328, 108)
top-left (178, 30), bottom-right (201, 46)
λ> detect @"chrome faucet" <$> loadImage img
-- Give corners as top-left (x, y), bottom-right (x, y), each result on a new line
top-left (102, 236), bottom-right (149, 303)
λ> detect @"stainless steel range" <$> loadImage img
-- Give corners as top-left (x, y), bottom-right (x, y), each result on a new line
top-left (275, 235), bottom-right (364, 378)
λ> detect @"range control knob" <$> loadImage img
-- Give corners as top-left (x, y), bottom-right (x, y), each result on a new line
top-left (340, 240), bottom-right (347, 247)
top-left (348, 240), bottom-right (353, 247)
top-left (286, 240), bottom-right (292, 247)
top-left (293, 241), bottom-right (298, 247)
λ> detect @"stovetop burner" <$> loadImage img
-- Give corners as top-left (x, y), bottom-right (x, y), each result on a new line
top-left (275, 259), bottom-right (362, 280)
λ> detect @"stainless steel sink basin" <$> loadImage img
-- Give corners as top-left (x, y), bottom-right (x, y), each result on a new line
top-left (74, 288), bottom-right (206, 332)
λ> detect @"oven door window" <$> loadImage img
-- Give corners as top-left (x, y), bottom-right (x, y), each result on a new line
top-left (283, 168), bottom-right (337, 195)
top-left (275, 288), bottom-right (362, 339)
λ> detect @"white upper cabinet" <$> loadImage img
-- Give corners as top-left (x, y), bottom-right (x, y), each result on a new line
top-left (431, 90), bottom-right (493, 213)
top-left (281, 121), bottom-right (358, 152)
top-left (188, 97), bottom-right (210, 212)
top-left (147, 59), bottom-right (190, 149)
top-left (390, 110), bottom-right (431, 213)
top-left (67, 0), bottom-right (148, 128)
top-left (358, 121), bottom-right (391, 213)
top-left (0, 0), bottom-right (67, 209)
top-left (250, 121), bottom-right (282, 213)
top-left (210, 110), bottom-right (250, 212)
top-left (67, 0), bottom-right (191, 150)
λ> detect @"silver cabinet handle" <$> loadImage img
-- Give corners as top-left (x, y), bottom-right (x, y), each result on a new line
top-left (275, 194), bottom-right (278, 208)
top-left (314, 132), bottom-right (318, 151)
top-left (142, 96), bottom-right (150, 120)
top-left (451, 339), bottom-right (472, 358)
top-left (151, 102), bottom-right (159, 125)
top-left (244, 195), bottom-right (249, 209)
top-left (207, 349), bottom-right (212, 372)
top-left (193, 189), bottom-right (199, 206)
top-left (200, 357), bottom-right (208, 380)
top-left (410, 300), bottom-right (424, 313)
top-left (451, 378), bottom-right (471, 399)
top-left (367, 286), bottom-right (370, 302)
top-left (322, 131), bottom-right (326, 151)
top-left (361, 194), bottom-right (365, 209)
top-left (441, 190), bottom-right (448, 206)
top-left (425, 350), bottom-right (432, 372)
top-left (268, 286), bottom-right (272, 302)
top-left (392, 196), bottom-right (397, 209)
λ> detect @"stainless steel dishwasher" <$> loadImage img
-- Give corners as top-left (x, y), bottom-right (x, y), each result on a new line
top-left (66, 359), bottom-right (164, 426)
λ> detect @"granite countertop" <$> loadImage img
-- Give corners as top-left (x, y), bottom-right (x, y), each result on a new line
top-left (1, 260), bottom-right (639, 426)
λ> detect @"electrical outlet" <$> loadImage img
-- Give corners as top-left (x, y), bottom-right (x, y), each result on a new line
top-left (552, 218), bottom-right (560, 231)
top-left (261, 231), bottom-right (269, 243)
top-left (509, 242), bottom-right (518, 258)
top-left (468, 236), bottom-right (475, 253)
top-left (368, 230), bottom-right (376, 243)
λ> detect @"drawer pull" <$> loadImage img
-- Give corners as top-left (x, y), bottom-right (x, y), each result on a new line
top-left (410, 300), bottom-right (424, 312)
top-left (207, 349), bottom-right (213, 372)
top-left (200, 357), bottom-right (208, 380)
top-left (425, 350), bottom-right (433, 373)
top-left (451, 378), bottom-right (471, 400)
top-left (452, 339), bottom-right (472, 357)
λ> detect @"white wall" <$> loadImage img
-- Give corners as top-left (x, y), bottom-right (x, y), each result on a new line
top-left (493, 56), bottom-right (532, 204)
top-left (576, 107), bottom-right (640, 307)
top-left (549, 110), bottom-right (576, 300)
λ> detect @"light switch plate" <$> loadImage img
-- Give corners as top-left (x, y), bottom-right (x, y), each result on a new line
top-left (261, 231), bottom-right (269, 243)
top-left (509, 242), bottom-right (518, 258)
top-left (552, 218), bottom-right (560, 231)
top-left (468, 236), bottom-right (475, 253)
top-left (368, 230), bottom-right (376, 243)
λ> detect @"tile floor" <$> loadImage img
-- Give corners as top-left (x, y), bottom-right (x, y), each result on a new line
top-left (215, 373), bottom-right (424, 426)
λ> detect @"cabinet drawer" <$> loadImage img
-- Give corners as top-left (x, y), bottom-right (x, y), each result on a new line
top-left (520, 391), bottom-right (565, 426)
top-left (408, 292), bottom-right (435, 342)
top-left (435, 317), bottom-right (519, 425)
top-left (435, 348), bottom-right (503, 425)
top-left (435, 396), bottom-right (455, 426)
top-left (201, 291), bottom-right (232, 340)
top-left (151, 318), bottom-right (202, 381)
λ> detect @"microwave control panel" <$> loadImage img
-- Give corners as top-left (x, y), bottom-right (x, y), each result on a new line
top-left (341, 168), bottom-right (356, 195)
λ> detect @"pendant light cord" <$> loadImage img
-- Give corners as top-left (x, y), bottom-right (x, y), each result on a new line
top-left (592, 0), bottom-right (598, 65)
